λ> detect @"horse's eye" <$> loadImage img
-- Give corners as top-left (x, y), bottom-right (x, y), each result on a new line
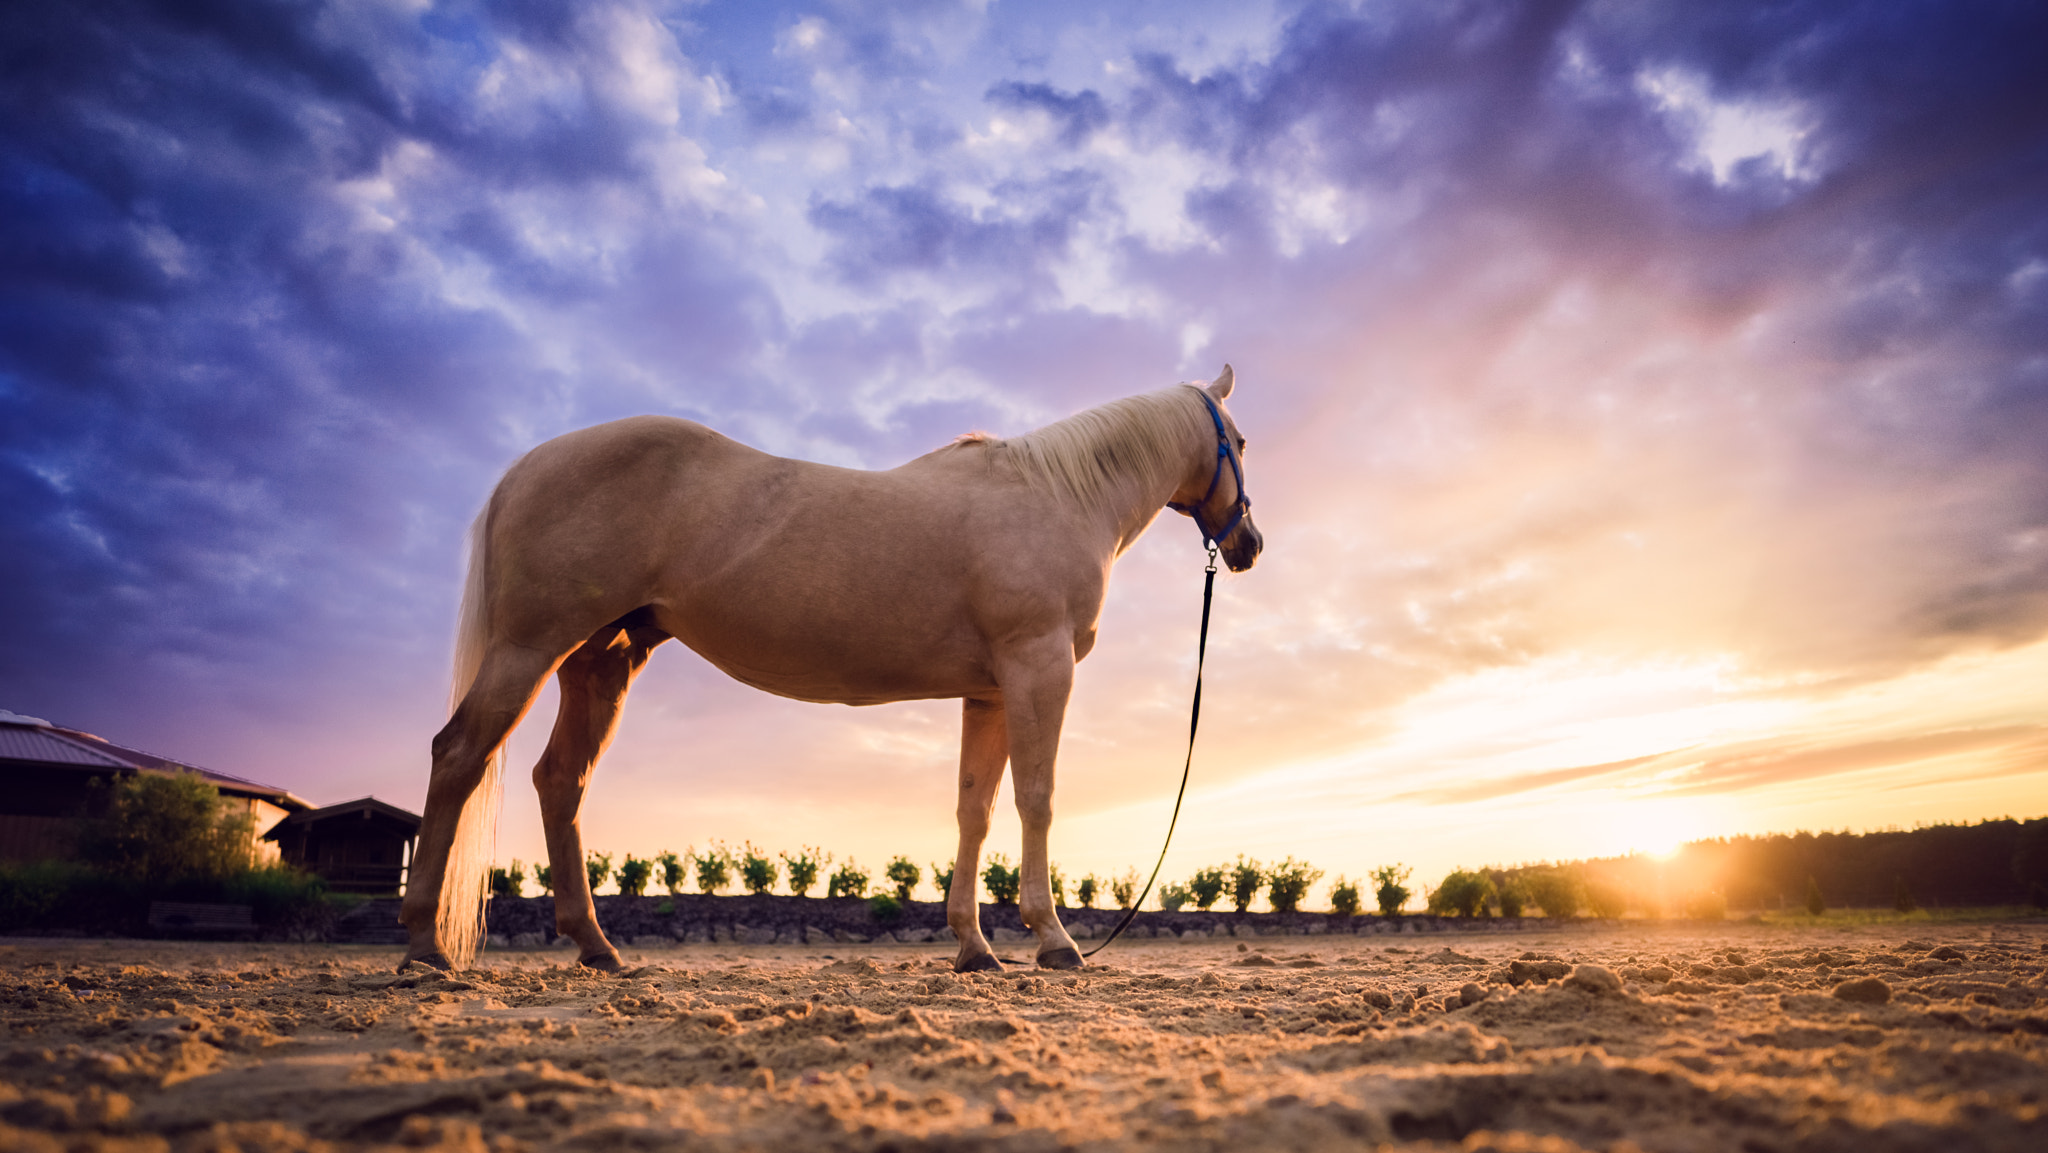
top-left (1236, 437), bottom-right (1247, 453)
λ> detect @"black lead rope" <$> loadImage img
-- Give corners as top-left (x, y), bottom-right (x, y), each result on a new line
top-left (1081, 543), bottom-right (1219, 959)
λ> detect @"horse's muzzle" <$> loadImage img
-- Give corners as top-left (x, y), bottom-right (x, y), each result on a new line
top-left (1220, 518), bottom-right (1263, 572)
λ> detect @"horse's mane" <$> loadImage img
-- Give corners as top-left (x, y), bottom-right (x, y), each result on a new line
top-left (966, 385), bottom-right (1211, 516)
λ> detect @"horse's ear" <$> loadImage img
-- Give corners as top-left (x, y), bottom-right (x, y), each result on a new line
top-left (1207, 364), bottom-right (1235, 400)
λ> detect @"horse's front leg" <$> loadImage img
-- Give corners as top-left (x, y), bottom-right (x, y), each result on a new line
top-left (948, 696), bottom-right (1008, 972)
top-left (998, 639), bottom-right (1083, 970)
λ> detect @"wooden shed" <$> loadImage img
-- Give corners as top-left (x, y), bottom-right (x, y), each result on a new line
top-left (262, 796), bottom-right (421, 896)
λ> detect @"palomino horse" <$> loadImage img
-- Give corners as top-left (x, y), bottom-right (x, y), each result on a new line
top-left (400, 366), bottom-right (1262, 973)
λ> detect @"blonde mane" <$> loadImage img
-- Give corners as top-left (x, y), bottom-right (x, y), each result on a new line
top-left (975, 385), bottom-right (1211, 516)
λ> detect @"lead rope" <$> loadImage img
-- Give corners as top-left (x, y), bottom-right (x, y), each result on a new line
top-left (1081, 543), bottom-right (1218, 958)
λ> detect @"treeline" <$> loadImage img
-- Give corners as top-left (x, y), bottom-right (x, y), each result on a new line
top-left (1423, 818), bottom-right (2048, 918)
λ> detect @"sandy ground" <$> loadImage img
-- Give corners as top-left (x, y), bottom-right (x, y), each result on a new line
top-left (2, 922), bottom-right (2044, 1152)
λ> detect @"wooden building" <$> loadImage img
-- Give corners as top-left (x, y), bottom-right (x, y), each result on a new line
top-left (262, 796), bottom-right (421, 896)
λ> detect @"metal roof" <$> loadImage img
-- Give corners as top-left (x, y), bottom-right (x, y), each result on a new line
top-left (0, 719), bottom-right (312, 812)
top-left (0, 724), bottom-right (132, 768)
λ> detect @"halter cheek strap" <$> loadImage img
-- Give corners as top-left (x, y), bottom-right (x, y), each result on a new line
top-left (1166, 391), bottom-right (1251, 547)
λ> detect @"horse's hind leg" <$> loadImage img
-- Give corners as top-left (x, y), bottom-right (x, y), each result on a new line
top-left (401, 643), bottom-right (558, 969)
top-left (535, 621), bottom-right (666, 973)
top-left (947, 697), bottom-right (1008, 972)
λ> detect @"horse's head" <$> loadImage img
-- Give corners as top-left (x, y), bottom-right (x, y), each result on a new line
top-left (1171, 365), bottom-right (1263, 573)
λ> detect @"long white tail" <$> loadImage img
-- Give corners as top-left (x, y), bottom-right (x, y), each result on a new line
top-left (438, 505), bottom-right (504, 968)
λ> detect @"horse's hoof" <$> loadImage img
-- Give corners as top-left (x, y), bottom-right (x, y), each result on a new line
top-left (399, 952), bottom-right (452, 973)
top-left (955, 952), bottom-right (1004, 974)
top-left (578, 952), bottom-right (624, 973)
top-left (1036, 946), bottom-right (1084, 970)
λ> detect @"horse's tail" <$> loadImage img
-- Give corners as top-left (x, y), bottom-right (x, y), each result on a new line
top-left (438, 503), bottom-right (504, 968)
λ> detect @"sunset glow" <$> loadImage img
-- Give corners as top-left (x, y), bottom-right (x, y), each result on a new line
top-left (3, 1), bottom-right (2044, 903)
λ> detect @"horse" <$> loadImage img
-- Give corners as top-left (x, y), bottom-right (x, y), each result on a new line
top-left (399, 366), bottom-right (1262, 973)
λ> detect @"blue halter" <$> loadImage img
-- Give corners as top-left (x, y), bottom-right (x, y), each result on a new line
top-left (1166, 390), bottom-right (1251, 548)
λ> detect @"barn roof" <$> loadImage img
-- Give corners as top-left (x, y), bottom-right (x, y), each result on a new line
top-left (0, 713), bottom-right (312, 812)
top-left (262, 795), bottom-right (421, 839)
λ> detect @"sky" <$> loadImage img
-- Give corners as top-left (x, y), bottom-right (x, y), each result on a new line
top-left (3, 0), bottom-right (2045, 904)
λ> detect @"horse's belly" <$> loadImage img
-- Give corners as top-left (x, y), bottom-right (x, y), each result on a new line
top-left (656, 606), bottom-right (995, 706)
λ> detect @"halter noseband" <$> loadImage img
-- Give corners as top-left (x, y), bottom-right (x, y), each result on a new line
top-left (1166, 389), bottom-right (1251, 548)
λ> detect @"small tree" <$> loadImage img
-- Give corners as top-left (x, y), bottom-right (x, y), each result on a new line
top-left (982, 854), bottom-right (1021, 904)
top-left (1110, 867), bottom-right (1139, 909)
top-left (1585, 879), bottom-right (1626, 920)
top-left (1427, 868), bottom-right (1493, 917)
top-left (1075, 874), bottom-right (1100, 908)
top-left (1371, 864), bottom-right (1412, 916)
top-left (1524, 869), bottom-right (1583, 919)
top-left (586, 852), bottom-right (613, 894)
top-left (784, 847), bottom-right (828, 897)
top-left (535, 863), bottom-right (553, 894)
top-left (1682, 888), bottom-right (1727, 920)
top-left (884, 856), bottom-right (921, 901)
top-left (1188, 866), bottom-right (1227, 910)
top-left (616, 854), bottom-right (653, 897)
top-left (1229, 856), bottom-right (1265, 912)
top-left (1496, 876), bottom-right (1527, 918)
top-left (83, 770), bottom-right (255, 882)
top-left (738, 842), bottom-right (778, 896)
top-left (1266, 857), bottom-right (1324, 913)
top-left (656, 851), bottom-right (686, 896)
top-left (827, 859), bottom-right (870, 898)
top-left (489, 860), bottom-right (525, 898)
top-left (692, 843), bottom-right (735, 894)
top-left (1329, 876), bottom-right (1361, 917)
top-left (1891, 875), bottom-right (1917, 913)
top-left (1159, 881), bottom-right (1193, 912)
top-left (1804, 876), bottom-right (1826, 916)
top-left (931, 862), bottom-right (956, 899)
top-left (1049, 863), bottom-right (1067, 906)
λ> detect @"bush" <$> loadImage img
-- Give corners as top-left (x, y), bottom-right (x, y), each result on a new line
top-left (534, 863), bottom-right (553, 894)
top-left (1049, 863), bottom-right (1066, 906)
top-left (616, 855), bottom-right (653, 897)
top-left (869, 893), bottom-right (903, 922)
top-left (1159, 881), bottom-right (1193, 912)
top-left (1585, 879), bottom-right (1626, 920)
top-left (982, 854), bottom-right (1020, 904)
top-left (1804, 876), bottom-right (1826, 916)
top-left (827, 859), bottom-right (870, 898)
top-left (585, 852), bottom-right (613, 894)
top-left (738, 842), bottom-right (778, 896)
top-left (692, 843), bottom-right (735, 894)
top-left (656, 851), bottom-right (686, 896)
top-left (1329, 876), bottom-right (1361, 917)
top-left (1110, 868), bottom-right (1139, 909)
top-left (82, 770), bottom-right (255, 882)
top-left (1188, 866), bottom-right (1227, 910)
top-left (1372, 865), bottom-right (1412, 916)
top-left (931, 862), bottom-right (956, 900)
top-left (1266, 858), bottom-right (1324, 913)
top-left (1229, 857), bottom-right (1264, 912)
top-left (489, 861), bottom-right (525, 898)
top-left (0, 861), bottom-right (84, 929)
top-left (1075, 875), bottom-right (1099, 908)
top-left (1523, 869), bottom-right (1583, 919)
top-left (783, 847), bottom-right (828, 897)
top-left (1682, 889), bottom-right (1727, 920)
top-left (1427, 869), bottom-right (1493, 917)
top-left (1496, 877), bottom-right (1526, 918)
top-left (884, 856), bottom-right (920, 902)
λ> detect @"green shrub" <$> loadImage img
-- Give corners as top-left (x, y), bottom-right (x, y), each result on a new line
top-left (0, 861), bottom-right (77, 928)
top-left (1188, 866), bottom-right (1227, 910)
top-left (1329, 877), bottom-right (1361, 917)
top-left (489, 860), bottom-right (524, 898)
top-left (981, 854), bottom-right (1020, 904)
top-left (1229, 856), bottom-right (1264, 912)
top-left (1075, 875), bottom-right (1099, 908)
top-left (783, 846), bottom-right (827, 897)
top-left (656, 898), bottom-right (674, 915)
top-left (827, 859), bottom-right (870, 898)
top-left (692, 843), bottom-right (735, 894)
top-left (1111, 868), bottom-right (1139, 909)
top-left (1585, 879), bottom-right (1626, 920)
top-left (534, 863), bottom-right (553, 894)
top-left (931, 862), bottom-right (956, 900)
top-left (585, 852), bottom-right (613, 894)
top-left (616, 855), bottom-right (653, 897)
top-left (738, 842), bottom-right (778, 896)
top-left (82, 770), bottom-right (254, 882)
top-left (1159, 881), bottom-right (1193, 912)
top-left (1804, 876), bottom-right (1826, 916)
top-left (869, 893), bottom-right (903, 922)
top-left (656, 851), bottom-right (686, 896)
top-left (1427, 868), bottom-right (1493, 917)
top-left (1496, 877), bottom-right (1526, 918)
top-left (1523, 869), bottom-right (1584, 919)
top-left (1682, 889), bottom-right (1727, 920)
top-left (884, 856), bottom-right (920, 901)
top-left (1049, 863), bottom-right (1066, 906)
top-left (1266, 858), bottom-right (1324, 913)
top-left (1371, 865), bottom-right (1412, 916)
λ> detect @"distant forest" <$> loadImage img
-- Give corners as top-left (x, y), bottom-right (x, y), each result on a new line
top-left (1571, 817), bottom-right (2048, 912)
